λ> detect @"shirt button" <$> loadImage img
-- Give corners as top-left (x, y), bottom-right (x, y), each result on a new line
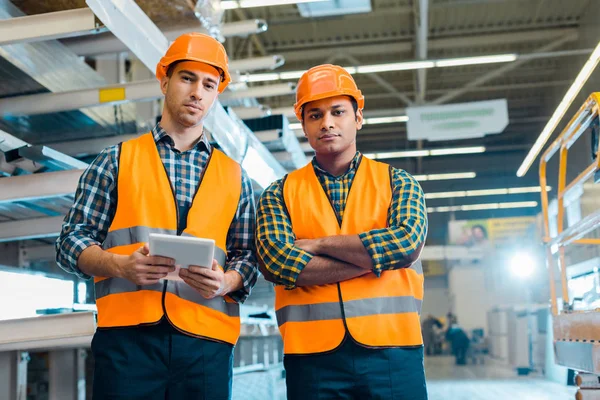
top-left (177, 179), bottom-right (183, 184)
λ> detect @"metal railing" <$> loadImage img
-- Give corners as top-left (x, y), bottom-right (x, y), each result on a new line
top-left (539, 92), bottom-right (600, 316)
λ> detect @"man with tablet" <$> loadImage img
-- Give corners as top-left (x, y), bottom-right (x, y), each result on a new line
top-left (256, 65), bottom-right (428, 399)
top-left (56, 33), bottom-right (258, 399)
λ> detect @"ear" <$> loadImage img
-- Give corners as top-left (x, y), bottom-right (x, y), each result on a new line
top-left (301, 120), bottom-right (308, 139)
top-left (160, 75), bottom-right (169, 96)
top-left (355, 109), bottom-right (364, 130)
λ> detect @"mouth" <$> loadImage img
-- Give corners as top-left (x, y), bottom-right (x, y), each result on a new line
top-left (184, 104), bottom-right (202, 112)
top-left (319, 133), bottom-right (340, 140)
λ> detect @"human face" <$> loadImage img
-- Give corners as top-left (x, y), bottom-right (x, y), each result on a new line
top-left (161, 61), bottom-right (221, 128)
top-left (301, 96), bottom-right (363, 157)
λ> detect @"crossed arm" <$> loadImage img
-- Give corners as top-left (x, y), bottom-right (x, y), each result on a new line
top-left (255, 169), bottom-right (427, 288)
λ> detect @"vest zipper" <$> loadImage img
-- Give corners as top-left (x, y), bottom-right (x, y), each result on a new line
top-left (158, 146), bottom-right (226, 341)
top-left (317, 159), bottom-right (361, 345)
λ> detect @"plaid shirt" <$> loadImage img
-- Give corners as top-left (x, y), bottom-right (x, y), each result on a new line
top-left (256, 152), bottom-right (428, 288)
top-left (56, 124), bottom-right (258, 302)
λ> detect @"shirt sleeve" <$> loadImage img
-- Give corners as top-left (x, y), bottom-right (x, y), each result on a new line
top-left (55, 146), bottom-right (119, 279)
top-left (224, 170), bottom-right (259, 303)
top-left (255, 179), bottom-right (314, 288)
top-left (358, 167), bottom-right (428, 276)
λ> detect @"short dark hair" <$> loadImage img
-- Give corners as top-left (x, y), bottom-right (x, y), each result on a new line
top-left (301, 97), bottom-right (359, 121)
top-left (166, 60), bottom-right (183, 78)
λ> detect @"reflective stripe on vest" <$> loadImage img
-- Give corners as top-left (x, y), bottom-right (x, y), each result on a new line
top-left (276, 296), bottom-right (423, 326)
top-left (95, 278), bottom-right (239, 317)
top-left (278, 156), bottom-right (425, 354)
top-left (103, 226), bottom-right (227, 267)
top-left (96, 132), bottom-right (242, 344)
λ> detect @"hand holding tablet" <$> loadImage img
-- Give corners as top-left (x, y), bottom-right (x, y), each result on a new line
top-left (149, 233), bottom-right (216, 280)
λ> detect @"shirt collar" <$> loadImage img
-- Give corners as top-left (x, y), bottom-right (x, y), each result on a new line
top-left (151, 123), bottom-right (212, 153)
top-left (312, 151), bottom-right (362, 178)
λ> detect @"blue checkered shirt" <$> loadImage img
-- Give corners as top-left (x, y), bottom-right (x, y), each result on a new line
top-left (56, 124), bottom-right (258, 302)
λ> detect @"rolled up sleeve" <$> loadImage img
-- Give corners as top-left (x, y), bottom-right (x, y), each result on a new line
top-left (359, 168), bottom-right (428, 276)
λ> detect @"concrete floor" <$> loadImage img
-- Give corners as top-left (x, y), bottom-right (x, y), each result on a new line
top-left (243, 355), bottom-right (578, 399)
top-left (426, 356), bottom-right (577, 400)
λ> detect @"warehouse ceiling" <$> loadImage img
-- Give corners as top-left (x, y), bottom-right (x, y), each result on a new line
top-left (1, 0), bottom-right (598, 245)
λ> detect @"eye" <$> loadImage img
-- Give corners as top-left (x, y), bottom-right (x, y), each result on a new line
top-left (333, 109), bottom-right (345, 116)
top-left (182, 76), bottom-right (192, 82)
top-left (309, 113), bottom-right (321, 120)
top-left (205, 83), bottom-right (216, 90)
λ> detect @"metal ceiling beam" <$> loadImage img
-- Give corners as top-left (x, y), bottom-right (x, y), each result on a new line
top-left (0, 0), bottom-right (137, 133)
top-left (0, 80), bottom-right (160, 117)
top-left (63, 19), bottom-right (268, 57)
top-left (277, 28), bottom-right (578, 62)
top-left (339, 54), bottom-right (413, 106)
top-left (431, 34), bottom-right (579, 105)
top-left (0, 216), bottom-right (63, 243)
top-left (48, 134), bottom-right (137, 158)
top-left (0, 73), bottom-right (293, 116)
top-left (1, 129), bottom-right (86, 174)
top-left (415, 0), bottom-right (428, 104)
top-left (0, 170), bottom-right (83, 204)
top-left (0, 8), bottom-right (103, 46)
top-left (220, 83), bottom-right (296, 101)
top-left (233, 9), bottom-right (267, 57)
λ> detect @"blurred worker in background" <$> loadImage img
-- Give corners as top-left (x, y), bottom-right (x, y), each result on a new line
top-left (256, 64), bottom-right (429, 400)
top-left (56, 33), bottom-right (258, 399)
top-left (422, 314), bottom-right (444, 356)
top-left (446, 319), bottom-right (471, 366)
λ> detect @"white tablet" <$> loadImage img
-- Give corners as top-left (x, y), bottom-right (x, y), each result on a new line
top-left (149, 233), bottom-right (215, 269)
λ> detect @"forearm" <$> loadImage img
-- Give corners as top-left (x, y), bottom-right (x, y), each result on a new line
top-left (296, 256), bottom-right (369, 286)
top-left (313, 235), bottom-right (373, 270)
top-left (224, 270), bottom-right (243, 294)
top-left (78, 245), bottom-right (124, 278)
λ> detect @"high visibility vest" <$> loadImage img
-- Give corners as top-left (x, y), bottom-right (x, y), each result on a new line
top-left (276, 156), bottom-right (424, 355)
top-left (95, 133), bottom-right (242, 345)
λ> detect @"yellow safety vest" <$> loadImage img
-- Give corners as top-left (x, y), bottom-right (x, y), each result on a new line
top-left (276, 156), bottom-right (424, 354)
top-left (95, 132), bottom-right (242, 345)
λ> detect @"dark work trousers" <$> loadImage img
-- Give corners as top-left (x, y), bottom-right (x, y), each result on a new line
top-left (284, 336), bottom-right (428, 400)
top-left (91, 317), bottom-right (234, 400)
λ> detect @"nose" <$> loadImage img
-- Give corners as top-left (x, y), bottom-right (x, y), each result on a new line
top-left (190, 82), bottom-right (203, 101)
top-left (320, 112), bottom-right (335, 131)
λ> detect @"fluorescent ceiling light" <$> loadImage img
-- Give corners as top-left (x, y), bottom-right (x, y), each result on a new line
top-left (435, 54), bottom-right (517, 67)
top-left (517, 40), bottom-right (600, 177)
top-left (425, 186), bottom-right (550, 199)
top-left (289, 122), bottom-right (302, 130)
top-left (363, 116), bottom-right (409, 125)
top-left (221, 0), bottom-right (327, 10)
top-left (363, 146), bottom-right (486, 159)
top-left (413, 172), bottom-right (476, 181)
top-left (279, 71), bottom-right (304, 80)
top-left (242, 73), bottom-right (280, 83)
top-left (356, 61), bottom-right (435, 74)
top-left (241, 53), bottom-right (517, 83)
top-left (427, 201), bottom-right (538, 213)
top-left (428, 146), bottom-right (485, 156)
top-left (367, 150), bottom-right (430, 159)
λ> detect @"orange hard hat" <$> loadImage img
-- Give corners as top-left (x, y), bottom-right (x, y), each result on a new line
top-left (293, 64), bottom-right (364, 121)
top-left (156, 33), bottom-right (231, 93)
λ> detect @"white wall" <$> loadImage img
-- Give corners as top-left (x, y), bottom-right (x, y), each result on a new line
top-left (421, 275), bottom-right (451, 321)
top-left (448, 264), bottom-right (490, 332)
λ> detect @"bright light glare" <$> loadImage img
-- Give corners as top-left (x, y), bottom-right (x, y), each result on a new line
top-left (242, 146), bottom-right (278, 188)
top-left (510, 252), bottom-right (536, 278)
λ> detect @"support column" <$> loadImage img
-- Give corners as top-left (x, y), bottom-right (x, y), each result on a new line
top-left (0, 351), bottom-right (29, 400)
top-left (48, 349), bottom-right (86, 400)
